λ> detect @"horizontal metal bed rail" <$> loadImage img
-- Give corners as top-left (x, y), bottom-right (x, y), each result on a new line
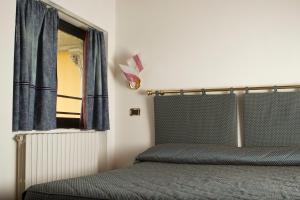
top-left (146, 84), bottom-right (300, 96)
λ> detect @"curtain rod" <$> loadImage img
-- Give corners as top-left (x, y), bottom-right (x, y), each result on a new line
top-left (146, 84), bottom-right (300, 96)
top-left (40, 0), bottom-right (106, 33)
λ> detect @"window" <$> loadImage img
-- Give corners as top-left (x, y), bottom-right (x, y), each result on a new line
top-left (56, 20), bottom-right (86, 129)
top-left (13, 0), bottom-right (109, 131)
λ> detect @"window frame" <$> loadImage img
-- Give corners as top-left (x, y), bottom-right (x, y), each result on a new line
top-left (56, 19), bottom-right (86, 129)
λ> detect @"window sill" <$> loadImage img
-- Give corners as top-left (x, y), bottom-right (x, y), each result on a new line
top-left (14, 129), bottom-right (106, 135)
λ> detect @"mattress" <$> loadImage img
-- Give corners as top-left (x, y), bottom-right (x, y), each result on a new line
top-left (24, 144), bottom-right (300, 200)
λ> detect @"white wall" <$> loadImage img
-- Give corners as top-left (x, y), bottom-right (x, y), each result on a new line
top-left (114, 0), bottom-right (300, 167)
top-left (0, 0), bottom-right (116, 199)
top-left (0, 0), bottom-right (17, 199)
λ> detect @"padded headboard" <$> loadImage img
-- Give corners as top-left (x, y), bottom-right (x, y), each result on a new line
top-left (154, 94), bottom-right (237, 145)
top-left (243, 91), bottom-right (300, 146)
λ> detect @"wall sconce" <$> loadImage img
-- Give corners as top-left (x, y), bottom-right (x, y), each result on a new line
top-left (119, 54), bottom-right (144, 89)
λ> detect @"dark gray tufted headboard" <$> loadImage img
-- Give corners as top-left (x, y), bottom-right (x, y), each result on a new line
top-left (154, 94), bottom-right (237, 145)
top-left (243, 91), bottom-right (300, 147)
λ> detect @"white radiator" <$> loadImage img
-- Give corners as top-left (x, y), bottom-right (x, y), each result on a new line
top-left (15, 132), bottom-right (107, 199)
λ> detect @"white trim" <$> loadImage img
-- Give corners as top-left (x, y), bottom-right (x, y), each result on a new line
top-left (40, 0), bottom-right (107, 34)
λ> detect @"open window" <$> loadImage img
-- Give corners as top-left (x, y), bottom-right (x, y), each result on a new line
top-left (56, 20), bottom-right (86, 129)
top-left (13, 0), bottom-right (109, 132)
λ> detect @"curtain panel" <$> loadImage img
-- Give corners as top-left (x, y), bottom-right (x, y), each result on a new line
top-left (13, 0), bottom-right (58, 131)
top-left (81, 29), bottom-right (110, 131)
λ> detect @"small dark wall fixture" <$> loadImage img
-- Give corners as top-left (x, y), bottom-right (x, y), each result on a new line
top-left (130, 108), bottom-right (140, 116)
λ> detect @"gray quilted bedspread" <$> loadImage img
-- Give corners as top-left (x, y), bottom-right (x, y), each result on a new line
top-left (24, 144), bottom-right (300, 200)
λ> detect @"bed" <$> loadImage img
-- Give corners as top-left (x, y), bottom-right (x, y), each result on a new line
top-left (23, 92), bottom-right (300, 200)
top-left (24, 144), bottom-right (300, 200)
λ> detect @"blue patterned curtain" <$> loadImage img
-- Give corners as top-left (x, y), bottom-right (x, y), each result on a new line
top-left (81, 29), bottom-right (110, 131)
top-left (13, 0), bottom-right (58, 131)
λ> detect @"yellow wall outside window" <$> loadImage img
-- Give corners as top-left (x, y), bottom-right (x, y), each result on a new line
top-left (56, 51), bottom-right (82, 118)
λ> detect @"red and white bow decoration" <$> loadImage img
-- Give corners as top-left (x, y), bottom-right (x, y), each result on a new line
top-left (119, 54), bottom-right (144, 89)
